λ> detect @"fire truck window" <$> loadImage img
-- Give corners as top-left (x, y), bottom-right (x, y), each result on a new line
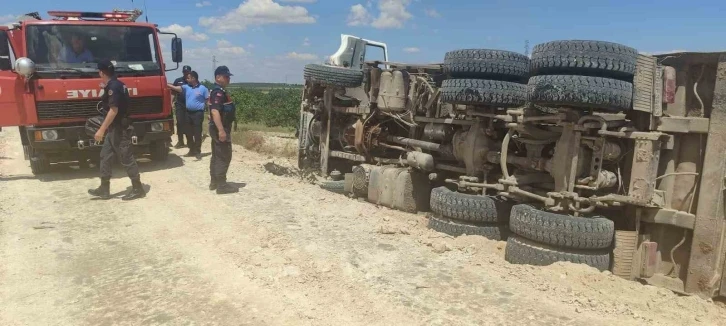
top-left (26, 25), bottom-right (161, 75)
top-left (0, 31), bottom-right (12, 71)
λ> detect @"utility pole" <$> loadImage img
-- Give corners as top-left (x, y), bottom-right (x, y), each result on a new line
top-left (524, 40), bottom-right (530, 57)
top-left (212, 55), bottom-right (217, 72)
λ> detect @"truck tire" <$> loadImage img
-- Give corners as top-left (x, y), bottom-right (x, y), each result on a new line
top-left (443, 49), bottom-right (529, 82)
top-left (509, 204), bottom-right (615, 250)
top-left (441, 79), bottom-right (527, 108)
top-left (304, 64), bottom-right (364, 88)
top-left (505, 235), bottom-right (611, 271)
top-left (29, 150), bottom-right (50, 175)
top-left (150, 141), bottom-right (169, 161)
top-left (320, 180), bottom-right (346, 194)
top-left (528, 75), bottom-right (633, 112)
top-left (428, 214), bottom-right (508, 241)
top-left (430, 186), bottom-right (512, 223)
top-left (530, 40), bottom-right (638, 79)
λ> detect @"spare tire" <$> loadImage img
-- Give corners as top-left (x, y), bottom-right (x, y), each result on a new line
top-left (444, 49), bottom-right (529, 82)
top-left (320, 180), bottom-right (346, 194)
top-left (441, 79), bottom-right (527, 108)
top-left (304, 64), bottom-right (364, 88)
top-left (528, 75), bottom-right (633, 112)
top-left (530, 40), bottom-right (638, 79)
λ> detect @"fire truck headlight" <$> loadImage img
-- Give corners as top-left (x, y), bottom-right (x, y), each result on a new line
top-left (14, 57), bottom-right (36, 78)
top-left (150, 122), bottom-right (163, 132)
top-left (41, 130), bottom-right (59, 141)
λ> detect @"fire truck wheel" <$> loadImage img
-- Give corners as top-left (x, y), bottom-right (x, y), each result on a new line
top-left (303, 64), bottom-right (364, 88)
top-left (509, 204), bottom-right (615, 250)
top-left (427, 214), bottom-right (509, 241)
top-left (441, 79), bottom-right (527, 108)
top-left (430, 186), bottom-right (512, 223)
top-left (530, 40), bottom-right (638, 80)
top-left (528, 75), bottom-right (633, 112)
top-left (150, 141), bottom-right (169, 161)
top-left (444, 49), bottom-right (530, 82)
top-left (29, 153), bottom-right (50, 175)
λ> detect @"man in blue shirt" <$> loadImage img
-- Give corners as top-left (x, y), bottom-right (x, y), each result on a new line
top-left (168, 70), bottom-right (209, 159)
top-left (59, 34), bottom-right (94, 63)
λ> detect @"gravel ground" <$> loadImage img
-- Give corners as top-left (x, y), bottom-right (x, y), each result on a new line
top-left (1, 127), bottom-right (725, 326)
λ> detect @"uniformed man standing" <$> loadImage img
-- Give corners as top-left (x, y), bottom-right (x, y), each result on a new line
top-left (208, 66), bottom-right (239, 194)
top-left (172, 65), bottom-right (192, 148)
top-left (88, 60), bottom-right (146, 200)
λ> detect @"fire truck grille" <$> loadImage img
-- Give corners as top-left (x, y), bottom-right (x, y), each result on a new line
top-left (36, 97), bottom-right (164, 120)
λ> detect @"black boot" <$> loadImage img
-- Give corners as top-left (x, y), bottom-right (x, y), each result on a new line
top-left (122, 177), bottom-right (146, 201)
top-left (88, 178), bottom-right (111, 199)
top-left (174, 141), bottom-right (186, 149)
top-left (216, 182), bottom-right (239, 195)
top-left (209, 177), bottom-right (218, 191)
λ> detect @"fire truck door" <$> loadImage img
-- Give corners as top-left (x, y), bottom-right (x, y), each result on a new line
top-left (0, 28), bottom-right (29, 127)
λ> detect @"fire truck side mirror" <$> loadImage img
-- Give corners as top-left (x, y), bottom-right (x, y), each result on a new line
top-left (171, 37), bottom-right (183, 63)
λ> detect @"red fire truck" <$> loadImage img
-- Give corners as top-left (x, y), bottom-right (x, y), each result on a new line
top-left (0, 9), bottom-right (183, 174)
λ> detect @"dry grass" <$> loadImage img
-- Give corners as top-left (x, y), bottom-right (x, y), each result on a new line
top-left (199, 116), bottom-right (297, 158)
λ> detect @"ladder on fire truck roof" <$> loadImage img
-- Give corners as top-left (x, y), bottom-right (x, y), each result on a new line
top-left (46, 9), bottom-right (143, 22)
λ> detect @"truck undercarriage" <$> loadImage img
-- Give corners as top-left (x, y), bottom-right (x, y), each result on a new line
top-left (299, 37), bottom-right (726, 299)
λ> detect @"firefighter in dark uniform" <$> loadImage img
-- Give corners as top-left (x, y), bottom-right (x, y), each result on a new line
top-left (172, 65), bottom-right (192, 148)
top-left (88, 60), bottom-right (146, 200)
top-left (208, 65), bottom-right (239, 194)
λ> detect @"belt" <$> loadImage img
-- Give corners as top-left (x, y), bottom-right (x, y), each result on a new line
top-left (186, 109), bottom-right (204, 113)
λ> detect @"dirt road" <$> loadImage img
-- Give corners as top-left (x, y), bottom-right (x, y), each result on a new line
top-left (1, 128), bottom-right (725, 326)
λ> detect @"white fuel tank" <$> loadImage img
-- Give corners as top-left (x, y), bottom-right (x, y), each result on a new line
top-left (377, 70), bottom-right (407, 112)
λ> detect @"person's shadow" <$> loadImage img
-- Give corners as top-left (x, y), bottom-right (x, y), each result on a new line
top-left (90, 184), bottom-right (152, 200)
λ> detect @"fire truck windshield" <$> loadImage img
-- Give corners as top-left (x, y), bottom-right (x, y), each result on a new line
top-left (26, 24), bottom-right (162, 77)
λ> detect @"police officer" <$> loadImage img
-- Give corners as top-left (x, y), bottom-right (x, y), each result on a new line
top-left (88, 60), bottom-right (146, 200)
top-left (208, 65), bottom-right (239, 194)
top-left (172, 65), bottom-right (192, 148)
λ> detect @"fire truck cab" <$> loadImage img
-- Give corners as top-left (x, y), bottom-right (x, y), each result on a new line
top-left (0, 9), bottom-right (183, 174)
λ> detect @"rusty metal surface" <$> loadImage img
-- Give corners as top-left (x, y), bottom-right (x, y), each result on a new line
top-left (551, 123), bottom-right (580, 192)
top-left (656, 117), bottom-right (710, 133)
top-left (687, 54), bottom-right (726, 298)
top-left (640, 208), bottom-right (696, 229)
top-left (613, 231), bottom-right (639, 279)
top-left (628, 139), bottom-right (662, 202)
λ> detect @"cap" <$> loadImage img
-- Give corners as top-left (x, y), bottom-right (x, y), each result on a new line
top-left (214, 65), bottom-right (233, 77)
top-left (182, 65), bottom-right (192, 73)
top-left (97, 59), bottom-right (114, 71)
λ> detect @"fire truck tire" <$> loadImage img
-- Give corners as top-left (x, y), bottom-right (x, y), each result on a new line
top-left (430, 186), bottom-right (512, 223)
top-left (441, 79), bottom-right (527, 108)
top-left (320, 180), bottom-right (346, 194)
top-left (150, 141), bottom-right (169, 161)
top-left (29, 153), bottom-right (50, 175)
top-left (444, 49), bottom-right (529, 82)
top-left (509, 204), bottom-right (615, 250)
top-left (427, 214), bottom-right (509, 241)
top-left (303, 64), bottom-right (364, 88)
top-left (505, 235), bottom-right (610, 271)
top-left (528, 75), bottom-right (633, 112)
top-left (530, 40), bottom-right (638, 79)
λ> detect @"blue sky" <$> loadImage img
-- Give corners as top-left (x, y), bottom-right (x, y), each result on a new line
top-left (3, 0), bottom-right (726, 83)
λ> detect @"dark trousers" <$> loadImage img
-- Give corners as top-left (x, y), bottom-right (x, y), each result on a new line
top-left (100, 125), bottom-right (140, 180)
top-left (210, 128), bottom-right (232, 183)
top-left (185, 110), bottom-right (204, 153)
top-left (175, 105), bottom-right (191, 144)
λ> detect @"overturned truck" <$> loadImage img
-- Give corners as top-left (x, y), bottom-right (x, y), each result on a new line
top-left (298, 35), bottom-right (726, 299)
